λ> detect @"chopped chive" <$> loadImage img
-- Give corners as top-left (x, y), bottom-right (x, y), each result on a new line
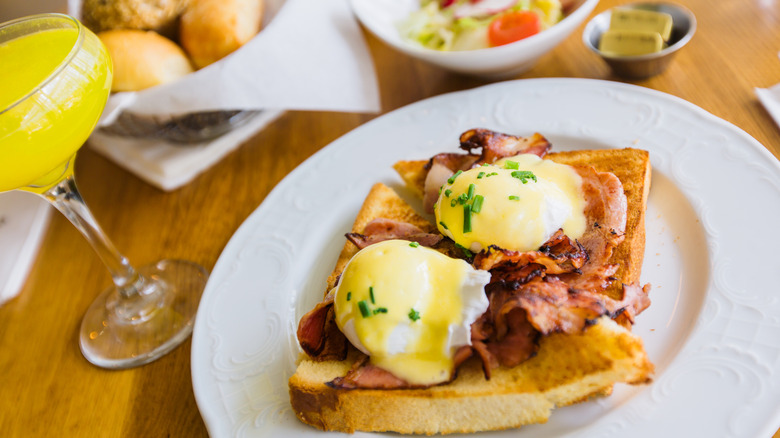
top-left (509, 195), bottom-right (520, 201)
top-left (504, 160), bottom-right (519, 170)
top-left (408, 308), bottom-right (421, 321)
top-left (472, 195), bottom-right (484, 213)
top-left (477, 171), bottom-right (485, 179)
top-left (455, 243), bottom-right (473, 258)
top-left (458, 193), bottom-right (468, 205)
top-left (447, 170), bottom-right (463, 184)
top-left (438, 185), bottom-right (443, 194)
top-left (409, 242), bottom-right (420, 248)
top-left (346, 291), bottom-right (352, 301)
top-left (482, 163), bottom-right (490, 167)
top-left (486, 172), bottom-right (498, 177)
top-left (511, 170), bottom-right (537, 184)
top-left (369, 286), bottom-right (375, 304)
top-left (358, 300), bottom-right (370, 318)
top-left (444, 189), bottom-right (452, 197)
top-left (463, 204), bottom-right (472, 233)
top-left (373, 307), bottom-right (388, 314)
top-left (450, 198), bottom-right (458, 207)
top-left (467, 183), bottom-right (476, 200)
top-left (439, 221), bottom-right (449, 230)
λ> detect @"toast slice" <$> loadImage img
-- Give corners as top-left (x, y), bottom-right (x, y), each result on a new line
top-left (289, 171), bottom-right (653, 434)
top-left (393, 148), bottom-right (652, 299)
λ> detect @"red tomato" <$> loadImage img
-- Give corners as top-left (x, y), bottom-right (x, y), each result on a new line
top-left (488, 11), bottom-right (542, 47)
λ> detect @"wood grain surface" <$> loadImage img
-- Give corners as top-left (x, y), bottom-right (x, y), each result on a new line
top-left (1, 0), bottom-right (779, 436)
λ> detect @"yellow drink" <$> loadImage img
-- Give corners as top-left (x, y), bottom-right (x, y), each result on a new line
top-left (0, 21), bottom-right (112, 192)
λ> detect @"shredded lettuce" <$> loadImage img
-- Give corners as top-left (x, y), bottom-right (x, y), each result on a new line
top-left (398, 0), bottom-right (564, 51)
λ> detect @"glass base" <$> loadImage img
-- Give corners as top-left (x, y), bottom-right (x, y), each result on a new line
top-left (79, 259), bottom-right (208, 369)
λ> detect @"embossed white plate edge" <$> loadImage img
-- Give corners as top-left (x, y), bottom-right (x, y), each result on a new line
top-left (192, 78), bottom-right (780, 438)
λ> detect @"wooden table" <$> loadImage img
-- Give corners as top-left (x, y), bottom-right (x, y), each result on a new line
top-left (1, 0), bottom-right (779, 436)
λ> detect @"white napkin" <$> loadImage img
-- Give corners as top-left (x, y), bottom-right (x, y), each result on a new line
top-left (85, 0), bottom-right (380, 191)
top-left (756, 84), bottom-right (780, 131)
top-left (754, 52), bottom-right (780, 131)
top-left (88, 110), bottom-right (284, 191)
top-left (0, 192), bottom-right (51, 306)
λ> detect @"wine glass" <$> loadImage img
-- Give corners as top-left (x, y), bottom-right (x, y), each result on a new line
top-left (0, 13), bottom-right (208, 369)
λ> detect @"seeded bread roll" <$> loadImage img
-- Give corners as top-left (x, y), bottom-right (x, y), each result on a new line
top-left (179, 0), bottom-right (264, 69)
top-left (98, 29), bottom-right (194, 92)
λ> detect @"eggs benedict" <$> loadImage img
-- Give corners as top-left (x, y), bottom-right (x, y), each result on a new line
top-left (332, 239), bottom-right (490, 385)
top-left (434, 153), bottom-right (587, 253)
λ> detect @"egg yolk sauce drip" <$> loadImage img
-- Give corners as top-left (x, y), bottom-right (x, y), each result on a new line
top-left (333, 240), bottom-right (490, 386)
top-left (434, 154), bottom-right (587, 253)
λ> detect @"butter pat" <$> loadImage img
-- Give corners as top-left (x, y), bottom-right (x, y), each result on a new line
top-left (609, 8), bottom-right (673, 41)
top-left (599, 29), bottom-right (664, 56)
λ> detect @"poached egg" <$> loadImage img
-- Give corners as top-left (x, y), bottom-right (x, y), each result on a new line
top-left (434, 154), bottom-right (587, 253)
top-left (333, 239), bottom-right (490, 385)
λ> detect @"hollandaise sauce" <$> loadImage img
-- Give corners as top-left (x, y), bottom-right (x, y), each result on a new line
top-left (435, 154), bottom-right (587, 253)
top-left (333, 240), bottom-right (489, 385)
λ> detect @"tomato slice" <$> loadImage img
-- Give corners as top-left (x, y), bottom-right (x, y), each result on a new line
top-left (487, 11), bottom-right (542, 47)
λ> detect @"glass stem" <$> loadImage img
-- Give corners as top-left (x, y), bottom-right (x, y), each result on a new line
top-left (42, 175), bottom-right (143, 299)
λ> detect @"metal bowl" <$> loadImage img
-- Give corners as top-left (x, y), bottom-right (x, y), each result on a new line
top-left (582, 2), bottom-right (696, 79)
top-left (98, 110), bottom-right (261, 144)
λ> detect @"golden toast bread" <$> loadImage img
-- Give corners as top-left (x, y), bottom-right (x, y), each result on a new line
top-left (393, 148), bottom-right (652, 300)
top-left (290, 145), bottom-right (654, 434)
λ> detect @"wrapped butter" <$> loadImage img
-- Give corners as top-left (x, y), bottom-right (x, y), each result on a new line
top-left (599, 29), bottom-right (664, 56)
top-left (609, 8), bottom-right (673, 41)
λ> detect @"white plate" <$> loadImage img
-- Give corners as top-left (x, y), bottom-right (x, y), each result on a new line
top-left (191, 78), bottom-right (780, 438)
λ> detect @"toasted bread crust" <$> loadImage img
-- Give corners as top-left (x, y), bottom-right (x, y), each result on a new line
top-left (290, 148), bottom-right (653, 434)
top-left (290, 315), bottom-right (652, 434)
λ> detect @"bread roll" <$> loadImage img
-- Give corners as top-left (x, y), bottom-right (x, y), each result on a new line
top-left (179, 0), bottom-right (264, 69)
top-left (98, 30), bottom-right (194, 92)
top-left (82, 0), bottom-right (188, 35)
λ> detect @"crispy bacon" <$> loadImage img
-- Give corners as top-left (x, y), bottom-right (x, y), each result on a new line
top-left (513, 277), bottom-right (608, 335)
top-left (609, 282), bottom-right (652, 327)
top-left (473, 230), bottom-right (588, 279)
top-left (345, 218), bottom-right (443, 250)
top-left (485, 306), bottom-right (540, 368)
top-left (459, 129), bottom-right (551, 164)
top-left (296, 292), bottom-right (348, 361)
top-left (573, 165), bottom-right (627, 268)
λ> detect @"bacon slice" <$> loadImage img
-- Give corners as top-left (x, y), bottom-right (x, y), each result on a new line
top-left (423, 154), bottom-right (479, 212)
top-left (296, 293), bottom-right (348, 361)
top-left (473, 230), bottom-right (588, 279)
top-left (514, 277), bottom-right (609, 335)
top-left (573, 165), bottom-right (627, 268)
top-left (345, 218), bottom-right (443, 250)
top-left (609, 282), bottom-right (652, 327)
top-left (459, 129), bottom-right (551, 164)
top-left (328, 355), bottom-right (413, 389)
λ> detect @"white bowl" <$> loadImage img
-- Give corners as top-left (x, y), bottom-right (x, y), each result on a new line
top-left (350, 0), bottom-right (600, 78)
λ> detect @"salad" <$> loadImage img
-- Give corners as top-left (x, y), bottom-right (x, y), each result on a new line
top-left (399, 0), bottom-right (567, 51)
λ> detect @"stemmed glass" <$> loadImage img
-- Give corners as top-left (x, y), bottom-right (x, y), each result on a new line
top-left (0, 14), bottom-right (208, 369)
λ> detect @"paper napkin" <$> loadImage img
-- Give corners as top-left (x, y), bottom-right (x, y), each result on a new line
top-left (0, 192), bottom-right (50, 306)
top-left (754, 52), bottom-right (780, 131)
top-left (756, 84), bottom-right (780, 131)
top-left (89, 110), bottom-right (284, 191)
top-left (82, 0), bottom-right (380, 191)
